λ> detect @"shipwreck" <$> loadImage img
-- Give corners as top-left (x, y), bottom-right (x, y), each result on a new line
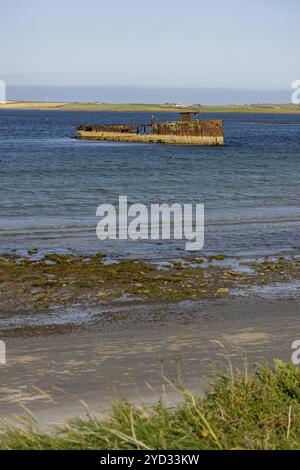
top-left (76, 111), bottom-right (224, 145)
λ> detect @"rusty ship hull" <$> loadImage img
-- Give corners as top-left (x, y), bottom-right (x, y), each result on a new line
top-left (76, 112), bottom-right (224, 145)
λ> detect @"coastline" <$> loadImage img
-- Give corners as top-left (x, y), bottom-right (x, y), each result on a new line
top-left (1, 296), bottom-right (299, 427)
top-left (0, 251), bottom-right (299, 431)
top-left (1, 110), bottom-right (300, 435)
top-left (1, 101), bottom-right (300, 114)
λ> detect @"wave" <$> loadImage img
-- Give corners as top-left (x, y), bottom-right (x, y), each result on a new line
top-left (1, 215), bottom-right (300, 240)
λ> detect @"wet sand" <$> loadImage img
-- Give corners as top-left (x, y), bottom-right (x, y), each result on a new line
top-left (0, 297), bottom-right (299, 429)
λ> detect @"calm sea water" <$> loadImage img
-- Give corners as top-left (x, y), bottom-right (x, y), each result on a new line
top-left (0, 110), bottom-right (300, 260)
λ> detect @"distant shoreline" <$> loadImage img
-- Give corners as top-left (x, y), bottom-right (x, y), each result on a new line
top-left (0, 101), bottom-right (300, 114)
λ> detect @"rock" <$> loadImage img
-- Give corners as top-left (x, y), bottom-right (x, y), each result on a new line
top-left (28, 248), bottom-right (38, 255)
top-left (216, 288), bottom-right (229, 297)
top-left (173, 261), bottom-right (182, 268)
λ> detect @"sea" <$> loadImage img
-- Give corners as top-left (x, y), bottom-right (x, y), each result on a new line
top-left (0, 110), bottom-right (300, 261)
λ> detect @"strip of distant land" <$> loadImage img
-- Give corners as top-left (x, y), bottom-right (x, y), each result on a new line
top-left (0, 101), bottom-right (299, 113)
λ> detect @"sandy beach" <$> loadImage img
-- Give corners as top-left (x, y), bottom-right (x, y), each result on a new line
top-left (0, 294), bottom-right (299, 428)
top-left (0, 249), bottom-right (299, 427)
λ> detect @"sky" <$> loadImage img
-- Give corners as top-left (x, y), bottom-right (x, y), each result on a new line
top-left (1, 0), bottom-right (300, 103)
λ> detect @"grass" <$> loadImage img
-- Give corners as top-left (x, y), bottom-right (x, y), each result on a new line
top-left (0, 101), bottom-right (300, 113)
top-left (1, 361), bottom-right (300, 450)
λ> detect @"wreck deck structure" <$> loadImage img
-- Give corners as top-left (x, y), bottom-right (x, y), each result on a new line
top-left (76, 112), bottom-right (224, 145)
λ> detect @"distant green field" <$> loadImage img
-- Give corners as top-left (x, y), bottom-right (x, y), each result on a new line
top-left (0, 101), bottom-right (300, 114)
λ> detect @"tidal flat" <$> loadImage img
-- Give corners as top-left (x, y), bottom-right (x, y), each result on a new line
top-left (1, 251), bottom-right (300, 335)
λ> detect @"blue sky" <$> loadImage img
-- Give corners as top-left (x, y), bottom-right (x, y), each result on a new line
top-left (1, 0), bottom-right (299, 102)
